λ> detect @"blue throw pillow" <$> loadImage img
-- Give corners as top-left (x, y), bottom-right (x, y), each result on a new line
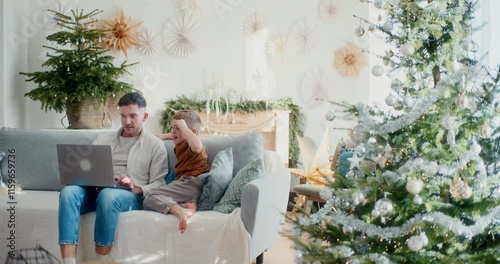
top-left (197, 148), bottom-right (234, 211)
top-left (213, 158), bottom-right (264, 214)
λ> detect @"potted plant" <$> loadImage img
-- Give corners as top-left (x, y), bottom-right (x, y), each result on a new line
top-left (20, 9), bottom-right (136, 129)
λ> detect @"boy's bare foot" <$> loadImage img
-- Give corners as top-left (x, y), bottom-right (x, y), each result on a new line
top-left (170, 203), bottom-right (196, 234)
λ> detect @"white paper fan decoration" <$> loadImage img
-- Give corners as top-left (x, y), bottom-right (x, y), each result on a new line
top-left (179, 0), bottom-right (201, 17)
top-left (123, 64), bottom-right (170, 116)
top-left (290, 18), bottom-right (317, 54)
top-left (138, 30), bottom-right (160, 56)
top-left (318, 0), bottom-right (339, 23)
top-left (266, 34), bottom-right (291, 62)
top-left (162, 16), bottom-right (201, 57)
top-left (298, 66), bottom-right (331, 108)
top-left (242, 12), bottom-right (267, 39)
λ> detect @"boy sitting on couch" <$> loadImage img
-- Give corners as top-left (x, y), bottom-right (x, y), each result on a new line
top-left (144, 110), bottom-right (210, 233)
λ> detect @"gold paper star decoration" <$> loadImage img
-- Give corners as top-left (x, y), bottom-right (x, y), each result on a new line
top-left (289, 128), bottom-right (334, 212)
top-left (100, 8), bottom-right (143, 57)
top-left (333, 42), bottom-right (367, 77)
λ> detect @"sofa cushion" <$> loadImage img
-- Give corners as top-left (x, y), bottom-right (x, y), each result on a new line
top-left (0, 127), bottom-right (104, 191)
top-left (162, 133), bottom-right (264, 178)
top-left (197, 148), bottom-right (233, 211)
top-left (213, 158), bottom-right (264, 213)
top-left (335, 148), bottom-right (355, 177)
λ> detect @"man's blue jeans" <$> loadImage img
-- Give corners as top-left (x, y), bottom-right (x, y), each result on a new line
top-left (58, 185), bottom-right (143, 246)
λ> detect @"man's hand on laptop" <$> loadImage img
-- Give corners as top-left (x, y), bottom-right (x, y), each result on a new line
top-left (114, 176), bottom-right (143, 196)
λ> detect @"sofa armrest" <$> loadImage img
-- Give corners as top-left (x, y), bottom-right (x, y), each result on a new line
top-left (240, 168), bottom-right (291, 259)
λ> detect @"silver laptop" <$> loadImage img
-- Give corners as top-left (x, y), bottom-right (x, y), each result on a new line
top-left (57, 144), bottom-right (116, 187)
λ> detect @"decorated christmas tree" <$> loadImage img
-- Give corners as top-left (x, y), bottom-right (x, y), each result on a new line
top-left (289, 0), bottom-right (499, 263)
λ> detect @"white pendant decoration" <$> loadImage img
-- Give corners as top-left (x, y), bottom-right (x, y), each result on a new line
top-left (401, 43), bottom-right (415, 56)
top-left (403, 95), bottom-right (414, 107)
top-left (162, 15), bottom-right (201, 57)
top-left (406, 179), bottom-right (424, 195)
top-left (456, 94), bottom-right (469, 109)
top-left (242, 12), bottom-right (267, 40)
top-left (450, 60), bottom-right (462, 72)
top-left (371, 65), bottom-right (384, 77)
top-left (407, 235), bottom-right (424, 251)
top-left (374, 0), bottom-right (385, 9)
top-left (179, 0), bottom-right (201, 17)
top-left (385, 94), bottom-right (398, 106)
top-left (318, 0), bottom-right (339, 23)
top-left (479, 123), bottom-right (493, 138)
top-left (298, 66), bottom-right (331, 108)
top-left (138, 30), bottom-right (160, 56)
top-left (290, 18), bottom-right (317, 54)
top-left (354, 26), bottom-right (365, 37)
top-left (266, 34), bottom-right (290, 62)
top-left (383, 21), bottom-right (393, 32)
top-left (325, 110), bottom-right (336, 121)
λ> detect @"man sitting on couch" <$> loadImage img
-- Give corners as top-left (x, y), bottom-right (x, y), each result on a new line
top-left (58, 92), bottom-right (169, 263)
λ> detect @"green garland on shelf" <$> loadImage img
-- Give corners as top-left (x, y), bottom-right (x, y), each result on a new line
top-left (159, 96), bottom-right (305, 167)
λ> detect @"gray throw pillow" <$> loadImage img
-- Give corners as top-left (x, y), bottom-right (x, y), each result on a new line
top-left (213, 158), bottom-right (264, 213)
top-left (197, 148), bottom-right (234, 211)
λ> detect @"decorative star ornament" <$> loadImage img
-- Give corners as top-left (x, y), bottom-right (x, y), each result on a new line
top-left (289, 128), bottom-right (334, 212)
top-left (347, 153), bottom-right (363, 170)
top-left (100, 8), bottom-right (143, 57)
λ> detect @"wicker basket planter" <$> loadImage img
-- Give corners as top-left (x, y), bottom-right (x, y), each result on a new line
top-left (66, 99), bottom-right (111, 129)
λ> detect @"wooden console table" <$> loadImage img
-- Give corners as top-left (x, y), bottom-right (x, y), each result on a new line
top-left (198, 110), bottom-right (290, 167)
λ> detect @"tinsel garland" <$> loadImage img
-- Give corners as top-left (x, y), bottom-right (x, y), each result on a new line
top-left (357, 67), bottom-right (481, 135)
top-left (381, 141), bottom-right (500, 197)
top-left (302, 202), bottom-right (500, 241)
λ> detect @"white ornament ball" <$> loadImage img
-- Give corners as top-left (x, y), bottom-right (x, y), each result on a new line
top-left (325, 110), bottom-right (336, 121)
top-left (456, 94), bottom-right (470, 109)
top-left (355, 26), bottom-right (365, 37)
top-left (406, 179), bottom-right (424, 195)
top-left (413, 195), bottom-right (423, 205)
top-left (374, 198), bottom-right (394, 216)
top-left (374, 0), bottom-right (385, 8)
top-left (372, 65), bottom-right (384, 77)
top-left (407, 235), bottom-right (424, 251)
top-left (319, 186), bottom-right (333, 200)
top-left (459, 185), bottom-right (473, 199)
top-left (383, 21), bottom-right (393, 32)
top-left (401, 43), bottom-right (415, 56)
top-left (371, 209), bottom-right (380, 217)
top-left (385, 95), bottom-right (398, 106)
top-left (403, 96), bottom-right (414, 107)
top-left (479, 123), bottom-right (493, 138)
top-left (450, 60), bottom-right (462, 72)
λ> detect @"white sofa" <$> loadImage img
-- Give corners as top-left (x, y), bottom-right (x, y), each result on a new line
top-left (0, 127), bottom-right (291, 263)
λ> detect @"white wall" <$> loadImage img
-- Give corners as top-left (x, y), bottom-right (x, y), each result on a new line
top-left (1, 0), bottom-right (498, 153)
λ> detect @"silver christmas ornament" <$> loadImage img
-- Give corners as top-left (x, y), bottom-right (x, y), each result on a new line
top-left (479, 123), bottom-right (493, 138)
top-left (456, 94), bottom-right (469, 109)
top-left (403, 96), bottom-right (414, 107)
top-left (374, 198), bottom-right (394, 216)
top-left (352, 191), bottom-right (365, 206)
top-left (372, 65), bottom-right (384, 77)
top-left (401, 43), bottom-right (415, 56)
top-left (355, 26), bottom-right (365, 37)
top-left (393, 103), bottom-right (404, 111)
top-left (371, 209), bottom-right (380, 217)
top-left (374, 0), bottom-right (385, 9)
top-left (351, 124), bottom-right (370, 144)
top-left (391, 78), bottom-right (403, 90)
top-left (319, 187), bottom-right (333, 200)
top-left (385, 94), bottom-right (398, 106)
top-left (383, 21), bottom-right (393, 32)
top-left (356, 144), bottom-right (366, 155)
top-left (325, 110), bottom-right (336, 121)
top-left (470, 41), bottom-right (479, 52)
top-left (406, 179), bottom-right (424, 195)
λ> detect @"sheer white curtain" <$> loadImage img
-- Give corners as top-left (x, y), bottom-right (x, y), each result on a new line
top-left (478, 0), bottom-right (499, 68)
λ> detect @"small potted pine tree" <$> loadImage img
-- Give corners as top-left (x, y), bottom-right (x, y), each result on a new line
top-left (20, 9), bottom-right (136, 129)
